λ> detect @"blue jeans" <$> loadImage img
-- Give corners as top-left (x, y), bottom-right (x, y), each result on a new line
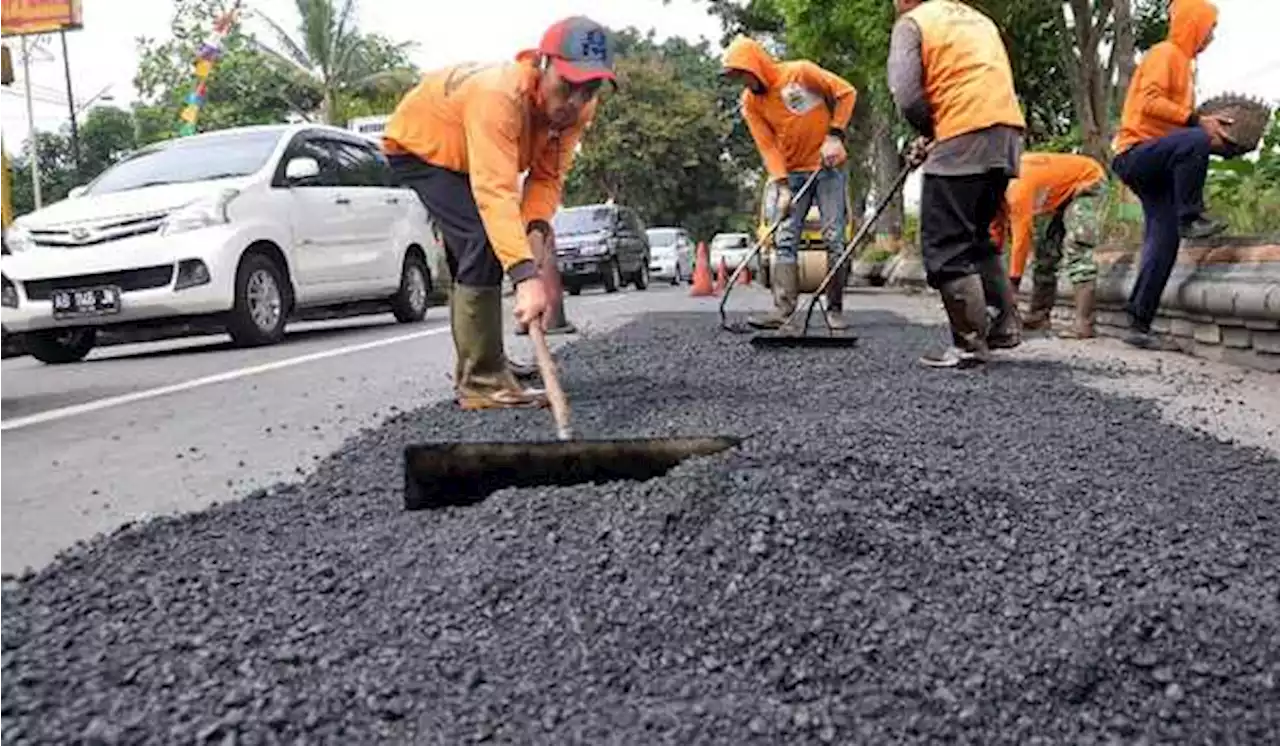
top-left (769, 167), bottom-right (849, 265)
top-left (1111, 127), bottom-right (1212, 329)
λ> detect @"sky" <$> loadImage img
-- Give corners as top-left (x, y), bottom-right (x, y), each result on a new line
top-left (1, 0), bottom-right (1278, 208)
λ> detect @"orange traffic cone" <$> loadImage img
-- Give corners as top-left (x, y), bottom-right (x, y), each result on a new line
top-left (715, 257), bottom-right (728, 293)
top-left (738, 263), bottom-right (752, 285)
top-left (689, 241), bottom-right (714, 297)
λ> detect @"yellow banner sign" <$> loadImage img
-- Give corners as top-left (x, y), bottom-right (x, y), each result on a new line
top-left (1, 0), bottom-right (83, 37)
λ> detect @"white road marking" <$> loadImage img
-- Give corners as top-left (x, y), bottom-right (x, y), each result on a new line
top-left (1, 326), bottom-right (451, 432)
top-left (1, 294), bottom-right (635, 432)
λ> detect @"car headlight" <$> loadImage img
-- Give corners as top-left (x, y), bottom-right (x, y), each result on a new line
top-left (580, 244), bottom-right (609, 256)
top-left (5, 224), bottom-right (36, 253)
top-left (160, 189), bottom-right (240, 237)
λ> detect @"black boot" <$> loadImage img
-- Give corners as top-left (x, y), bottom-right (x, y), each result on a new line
top-left (919, 274), bottom-right (990, 369)
top-left (824, 261), bottom-right (850, 331)
top-left (978, 255), bottom-right (1022, 349)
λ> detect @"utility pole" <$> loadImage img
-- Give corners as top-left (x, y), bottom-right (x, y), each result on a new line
top-left (20, 36), bottom-right (41, 210)
top-left (60, 28), bottom-right (80, 178)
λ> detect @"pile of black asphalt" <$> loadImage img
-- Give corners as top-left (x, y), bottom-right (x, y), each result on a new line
top-left (4, 310), bottom-right (1278, 745)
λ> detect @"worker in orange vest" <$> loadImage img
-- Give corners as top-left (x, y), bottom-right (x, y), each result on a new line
top-left (991, 152), bottom-right (1108, 339)
top-left (720, 36), bottom-right (859, 332)
top-left (381, 17), bottom-right (613, 410)
top-left (1111, 0), bottom-right (1230, 349)
top-left (888, 0), bottom-right (1027, 369)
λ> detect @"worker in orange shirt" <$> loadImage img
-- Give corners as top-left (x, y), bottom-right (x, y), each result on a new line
top-left (991, 152), bottom-right (1108, 339)
top-left (1111, 0), bottom-right (1232, 349)
top-left (720, 36), bottom-right (859, 331)
top-left (888, 0), bottom-right (1027, 369)
top-left (381, 17), bottom-right (613, 410)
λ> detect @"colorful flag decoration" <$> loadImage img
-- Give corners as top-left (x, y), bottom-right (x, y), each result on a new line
top-left (178, 0), bottom-right (242, 136)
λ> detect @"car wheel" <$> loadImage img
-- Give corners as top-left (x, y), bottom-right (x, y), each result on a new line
top-left (228, 252), bottom-right (288, 347)
top-left (391, 250), bottom-right (431, 323)
top-left (567, 283), bottom-right (582, 296)
top-left (25, 327), bottom-right (96, 364)
top-left (603, 259), bottom-right (622, 293)
top-left (634, 258), bottom-right (650, 290)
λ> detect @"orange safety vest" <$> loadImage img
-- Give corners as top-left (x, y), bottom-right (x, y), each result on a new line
top-left (905, 0), bottom-right (1026, 142)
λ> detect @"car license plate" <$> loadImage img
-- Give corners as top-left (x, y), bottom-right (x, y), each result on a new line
top-left (51, 286), bottom-right (122, 319)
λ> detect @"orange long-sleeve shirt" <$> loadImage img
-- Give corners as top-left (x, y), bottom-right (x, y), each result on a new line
top-left (382, 54), bottom-right (596, 276)
top-left (993, 153), bottom-right (1106, 279)
top-left (1112, 0), bottom-right (1218, 155)
top-left (722, 36), bottom-right (858, 180)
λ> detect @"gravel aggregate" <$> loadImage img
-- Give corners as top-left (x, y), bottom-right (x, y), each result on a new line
top-left (4, 310), bottom-right (1279, 745)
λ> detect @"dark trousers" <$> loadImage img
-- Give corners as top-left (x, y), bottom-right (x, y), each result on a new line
top-left (920, 170), bottom-right (1010, 289)
top-left (1111, 127), bottom-right (1212, 328)
top-left (387, 154), bottom-right (504, 288)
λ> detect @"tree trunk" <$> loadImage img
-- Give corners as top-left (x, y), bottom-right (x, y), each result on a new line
top-left (1113, 0), bottom-right (1137, 113)
top-left (871, 116), bottom-right (904, 240)
top-left (1062, 0), bottom-right (1116, 162)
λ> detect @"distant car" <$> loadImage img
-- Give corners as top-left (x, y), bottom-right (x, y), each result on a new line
top-left (645, 226), bottom-right (694, 284)
top-left (1, 123), bottom-right (441, 364)
top-left (709, 232), bottom-right (756, 275)
top-left (553, 203), bottom-right (651, 295)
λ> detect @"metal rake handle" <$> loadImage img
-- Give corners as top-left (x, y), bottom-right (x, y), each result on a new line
top-left (718, 169), bottom-right (823, 331)
top-left (794, 160), bottom-right (921, 335)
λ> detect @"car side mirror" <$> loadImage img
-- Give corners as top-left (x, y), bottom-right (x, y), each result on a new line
top-left (285, 157), bottom-right (320, 184)
top-left (67, 185), bottom-right (87, 199)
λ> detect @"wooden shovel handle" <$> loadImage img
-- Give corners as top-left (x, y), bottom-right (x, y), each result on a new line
top-left (526, 322), bottom-right (574, 440)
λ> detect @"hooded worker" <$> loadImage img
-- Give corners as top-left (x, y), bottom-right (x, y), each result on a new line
top-left (1111, 0), bottom-right (1229, 350)
top-left (992, 152), bottom-right (1108, 339)
top-left (887, 0), bottom-right (1027, 369)
top-left (381, 17), bottom-right (613, 410)
top-left (720, 36), bottom-right (859, 331)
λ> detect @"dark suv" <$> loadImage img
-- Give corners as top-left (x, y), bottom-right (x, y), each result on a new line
top-left (552, 204), bottom-right (651, 295)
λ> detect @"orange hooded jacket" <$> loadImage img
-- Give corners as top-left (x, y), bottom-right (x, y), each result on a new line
top-left (991, 153), bottom-right (1106, 279)
top-left (382, 54), bottom-right (597, 275)
top-left (1112, 0), bottom-right (1218, 155)
top-left (722, 37), bottom-right (858, 180)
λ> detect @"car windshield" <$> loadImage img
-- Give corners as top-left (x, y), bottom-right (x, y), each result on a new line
top-left (553, 207), bottom-right (613, 236)
top-left (85, 130), bottom-right (284, 196)
top-left (712, 234), bottom-right (749, 250)
top-left (646, 229), bottom-right (679, 247)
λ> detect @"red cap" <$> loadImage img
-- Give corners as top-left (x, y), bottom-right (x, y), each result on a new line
top-left (538, 16), bottom-right (617, 85)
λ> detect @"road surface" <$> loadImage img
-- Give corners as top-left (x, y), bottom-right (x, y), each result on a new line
top-left (1, 285), bottom-right (692, 573)
top-left (3, 285), bottom-right (1278, 745)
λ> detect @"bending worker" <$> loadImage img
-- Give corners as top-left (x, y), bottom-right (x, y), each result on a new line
top-left (720, 36), bottom-right (859, 332)
top-left (1111, 0), bottom-right (1231, 349)
top-left (380, 17), bottom-right (614, 410)
top-left (992, 152), bottom-right (1108, 340)
top-left (888, 0), bottom-right (1027, 369)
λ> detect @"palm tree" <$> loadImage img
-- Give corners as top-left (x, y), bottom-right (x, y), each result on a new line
top-left (247, 0), bottom-right (418, 124)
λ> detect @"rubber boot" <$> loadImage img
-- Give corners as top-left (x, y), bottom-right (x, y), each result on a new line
top-left (979, 255), bottom-right (1022, 350)
top-left (449, 284), bottom-right (547, 410)
top-left (824, 260), bottom-right (850, 331)
top-left (747, 262), bottom-right (798, 330)
top-left (919, 274), bottom-right (990, 369)
top-left (1022, 280), bottom-right (1057, 331)
top-left (1058, 280), bottom-right (1096, 339)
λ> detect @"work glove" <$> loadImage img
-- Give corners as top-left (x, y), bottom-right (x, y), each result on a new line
top-left (904, 136), bottom-right (932, 169)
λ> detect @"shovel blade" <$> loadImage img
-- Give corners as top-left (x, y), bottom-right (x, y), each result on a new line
top-left (749, 332), bottom-right (860, 349)
top-left (404, 436), bottom-right (742, 510)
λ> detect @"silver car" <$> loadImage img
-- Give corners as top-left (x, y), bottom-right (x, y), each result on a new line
top-left (645, 227), bottom-right (694, 284)
top-left (709, 232), bottom-right (757, 275)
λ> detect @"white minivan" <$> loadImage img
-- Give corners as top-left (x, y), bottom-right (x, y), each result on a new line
top-left (1, 123), bottom-right (442, 363)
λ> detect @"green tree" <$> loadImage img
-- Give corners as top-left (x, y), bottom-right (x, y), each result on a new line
top-left (564, 43), bottom-right (752, 242)
top-left (249, 0), bottom-right (418, 124)
top-left (133, 0), bottom-right (320, 139)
